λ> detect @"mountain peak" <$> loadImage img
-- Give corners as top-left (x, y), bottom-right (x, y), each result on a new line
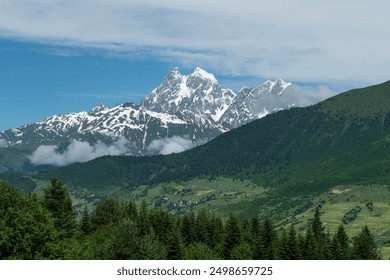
top-left (190, 67), bottom-right (218, 83)
top-left (91, 103), bottom-right (110, 113)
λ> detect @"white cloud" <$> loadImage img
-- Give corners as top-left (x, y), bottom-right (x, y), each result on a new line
top-left (28, 138), bottom-right (133, 166)
top-left (0, 138), bottom-right (7, 148)
top-left (147, 136), bottom-right (195, 155)
top-left (283, 85), bottom-right (336, 107)
top-left (0, 1), bottom-right (389, 87)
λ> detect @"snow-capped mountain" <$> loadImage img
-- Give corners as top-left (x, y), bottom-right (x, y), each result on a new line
top-left (0, 102), bottom-right (222, 155)
top-left (219, 79), bottom-right (292, 129)
top-left (142, 67), bottom-right (236, 123)
top-left (0, 67), bottom-right (296, 170)
top-left (142, 68), bottom-right (292, 129)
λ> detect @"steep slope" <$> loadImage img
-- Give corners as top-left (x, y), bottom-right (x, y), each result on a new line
top-left (219, 79), bottom-right (291, 128)
top-left (41, 80), bottom-right (390, 192)
top-left (142, 67), bottom-right (236, 123)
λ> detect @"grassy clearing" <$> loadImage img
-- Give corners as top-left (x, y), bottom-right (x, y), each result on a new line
top-left (287, 184), bottom-right (390, 259)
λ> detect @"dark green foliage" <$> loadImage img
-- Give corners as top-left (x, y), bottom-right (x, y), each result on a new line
top-left (0, 182), bottom-right (58, 259)
top-left (126, 200), bottom-right (138, 221)
top-left (303, 228), bottom-right (317, 260)
top-left (90, 198), bottom-right (126, 228)
top-left (311, 207), bottom-right (325, 241)
top-left (184, 243), bottom-right (220, 260)
top-left (0, 182), bottom-right (382, 259)
top-left (195, 209), bottom-right (210, 244)
top-left (43, 178), bottom-right (76, 238)
top-left (80, 204), bottom-right (92, 234)
top-left (111, 220), bottom-right (167, 260)
top-left (261, 218), bottom-right (278, 259)
top-left (230, 242), bottom-right (253, 260)
top-left (180, 211), bottom-right (196, 246)
top-left (286, 225), bottom-right (300, 260)
top-left (0, 172), bottom-right (37, 193)
top-left (166, 220), bottom-right (184, 260)
top-left (137, 200), bottom-right (151, 235)
top-left (223, 213), bottom-right (241, 259)
top-left (331, 225), bottom-right (350, 259)
top-left (351, 225), bottom-right (380, 260)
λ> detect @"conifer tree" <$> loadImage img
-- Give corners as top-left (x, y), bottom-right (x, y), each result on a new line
top-left (126, 200), bottom-right (138, 221)
top-left (312, 207), bottom-right (325, 241)
top-left (195, 209), bottom-right (210, 244)
top-left (310, 207), bottom-right (326, 258)
top-left (278, 229), bottom-right (288, 260)
top-left (43, 178), bottom-right (76, 238)
top-left (0, 182), bottom-right (58, 259)
top-left (333, 224), bottom-right (350, 259)
top-left (185, 243), bottom-right (220, 260)
top-left (261, 218), bottom-right (278, 259)
top-left (223, 213), bottom-right (241, 259)
top-left (180, 211), bottom-right (196, 246)
top-left (303, 228), bottom-right (317, 260)
top-left (80, 203), bottom-right (92, 234)
top-left (149, 209), bottom-right (172, 245)
top-left (112, 219), bottom-right (167, 260)
top-left (230, 242), bottom-right (253, 260)
top-left (330, 225), bottom-right (349, 260)
top-left (166, 220), bottom-right (184, 260)
top-left (250, 214), bottom-right (265, 259)
top-left (351, 225), bottom-right (380, 259)
top-left (286, 225), bottom-right (300, 260)
top-left (91, 198), bottom-right (125, 228)
top-left (137, 200), bottom-right (151, 236)
top-left (207, 213), bottom-right (224, 248)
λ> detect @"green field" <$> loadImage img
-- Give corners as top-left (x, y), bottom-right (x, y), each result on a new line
top-left (283, 184), bottom-right (390, 259)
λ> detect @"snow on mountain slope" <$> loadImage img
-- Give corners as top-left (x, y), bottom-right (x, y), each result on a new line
top-left (142, 67), bottom-right (236, 122)
top-left (220, 78), bottom-right (292, 128)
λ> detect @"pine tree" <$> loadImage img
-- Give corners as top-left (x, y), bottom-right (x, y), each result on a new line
top-left (278, 229), bottom-right (289, 260)
top-left (286, 225), bottom-right (300, 260)
top-left (250, 214), bottom-right (265, 259)
top-left (166, 220), bottom-right (184, 260)
top-left (149, 209), bottom-right (172, 245)
top-left (195, 209), bottom-right (210, 244)
top-left (207, 213), bottom-right (224, 248)
top-left (310, 207), bottom-right (326, 259)
top-left (312, 207), bottom-right (325, 241)
top-left (137, 200), bottom-right (151, 236)
top-left (223, 213), bottom-right (241, 259)
top-left (80, 203), bottom-right (92, 234)
top-left (261, 218), bottom-right (278, 259)
top-left (331, 225), bottom-right (350, 259)
top-left (303, 228), bottom-right (317, 259)
top-left (351, 225), bottom-right (380, 259)
top-left (43, 178), bottom-right (76, 238)
top-left (180, 211), bottom-right (196, 246)
top-left (126, 200), bottom-right (138, 221)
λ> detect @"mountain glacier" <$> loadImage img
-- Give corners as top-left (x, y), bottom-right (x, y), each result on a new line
top-left (0, 67), bottom-right (329, 170)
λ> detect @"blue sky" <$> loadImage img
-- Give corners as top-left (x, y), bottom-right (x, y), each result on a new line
top-left (1, 0), bottom-right (389, 131)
